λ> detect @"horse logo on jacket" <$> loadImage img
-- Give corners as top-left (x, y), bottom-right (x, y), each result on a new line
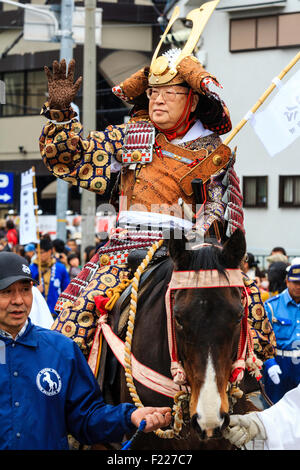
top-left (36, 368), bottom-right (62, 396)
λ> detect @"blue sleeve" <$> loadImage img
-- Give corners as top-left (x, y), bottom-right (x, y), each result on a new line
top-left (65, 342), bottom-right (136, 444)
top-left (61, 265), bottom-right (70, 291)
top-left (29, 264), bottom-right (39, 282)
top-left (264, 301), bottom-right (272, 323)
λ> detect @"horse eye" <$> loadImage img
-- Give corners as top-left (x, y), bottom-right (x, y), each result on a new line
top-left (174, 315), bottom-right (183, 331)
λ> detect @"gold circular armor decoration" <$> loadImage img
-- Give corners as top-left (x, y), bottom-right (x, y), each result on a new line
top-left (151, 56), bottom-right (169, 76)
top-left (90, 177), bottom-right (107, 193)
top-left (53, 163), bottom-right (70, 175)
top-left (61, 320), bottom-right (76, 337)
top-left (100, 273), bottom-right (117, 288)
top-left (131, 150), bottom-right (142, 162)
top-left (77, 311), bottom-right (94, 328)
top-left (212, 155), bottom-right (222, 166)
top-left (100, 254), bottom-right (110, 266)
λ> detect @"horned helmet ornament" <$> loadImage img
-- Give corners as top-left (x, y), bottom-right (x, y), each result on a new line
top-left (149, 1), bottom-right (220, 86)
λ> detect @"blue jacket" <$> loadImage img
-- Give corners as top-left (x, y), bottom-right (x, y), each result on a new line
top-left (30, 260), bottom-right (70, 314)
top-left (264, 288), bottom-right (300, 351)
top-left (0, 320), bottom-right (135, 450)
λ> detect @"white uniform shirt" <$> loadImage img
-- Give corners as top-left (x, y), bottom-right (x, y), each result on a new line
top-left (259, 384), bottom-right (300, 450)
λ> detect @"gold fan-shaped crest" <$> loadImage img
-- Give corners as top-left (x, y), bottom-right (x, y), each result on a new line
top-left (148, 0), bottom-right (220, 86)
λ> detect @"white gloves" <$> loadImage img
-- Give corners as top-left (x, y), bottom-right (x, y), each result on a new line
top-left (267, 364), bottom-right (282, 384)
top-left (223, 413), bottom-right (267, 448)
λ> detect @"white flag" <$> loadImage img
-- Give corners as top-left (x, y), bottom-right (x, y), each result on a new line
top-left (250, 69), bottom-right (300, 157)
top-left (19, 169), bottom-right (38, 245)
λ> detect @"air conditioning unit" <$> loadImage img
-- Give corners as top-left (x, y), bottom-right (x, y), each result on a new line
top-left (217, 0), bottom-right (286, 11)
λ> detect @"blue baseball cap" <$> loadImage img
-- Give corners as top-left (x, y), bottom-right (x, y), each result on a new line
top-left (287, 264), bottom-right (300, 282)
top-left (24, 243), bottom-right (36, 252)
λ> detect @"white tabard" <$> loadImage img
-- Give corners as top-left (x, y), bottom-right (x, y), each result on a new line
top-left (258, 384), bottom-right (300, 450)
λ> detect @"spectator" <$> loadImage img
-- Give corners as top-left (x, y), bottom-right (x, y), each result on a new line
top-left (5, 219), bottom-right (18, 247)
top-left (52, 238), bottom-right (69, 266)
top-left (241, 252), bottom-right (260, 280)
top-left (67, 253), bottom-right (81, 280)
top-left (257, 269), bottom-right (270, 302)
top-left (263, 264), bottom-right (300, 404)
top-left (29, 238), bottom-right (70, 317)
top-left (66, 238), bottom-right (79, 255)
top-left (0, 251), bottom-right (171, 450)
top-left (266, 246), bottom-right (288, 266)
top-left (52, 238), bottom-right (66, 256)
top-left (84, 245), bottom-right (96, 264)
top-left (24, 243), bottom-right (36, 264)
top-left (0, 238), bottom-right (10, 252)
top-left (0, 219), bottom-right (6, 238)
top-left (267, 261), bottom-right (289, 298)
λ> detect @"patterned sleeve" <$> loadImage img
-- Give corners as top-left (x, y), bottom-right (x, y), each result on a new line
top-left (243, 275), bottom-right (277, 362)
top-left (39, 103), bottom-right (125, 194)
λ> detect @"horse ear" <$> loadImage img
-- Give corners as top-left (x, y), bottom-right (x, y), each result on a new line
top-left (220, 228), bottom-right (246, 269)
top-left (166, 228), bottom-right (191, 269)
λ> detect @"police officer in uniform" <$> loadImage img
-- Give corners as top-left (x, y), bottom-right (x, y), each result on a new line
top-left (263, 264), bottom-right (300, 404)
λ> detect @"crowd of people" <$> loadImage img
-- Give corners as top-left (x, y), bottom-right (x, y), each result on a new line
top-left (0, 216), bottom-right (102, 320)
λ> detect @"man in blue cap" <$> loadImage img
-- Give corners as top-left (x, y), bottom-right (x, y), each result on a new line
top-left (263, 263), bottom-right (300, 404)
top-left (24, 243), bottom-right (36, 264)
top-left (0, 252), bottom-right (171, 450)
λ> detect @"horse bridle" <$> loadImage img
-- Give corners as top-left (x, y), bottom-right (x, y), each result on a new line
top-left (165, 268), bottom-right (249, 386)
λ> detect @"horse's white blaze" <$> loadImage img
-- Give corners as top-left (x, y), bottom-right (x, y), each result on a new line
top-left (196, 353), bottom-right (223, 432)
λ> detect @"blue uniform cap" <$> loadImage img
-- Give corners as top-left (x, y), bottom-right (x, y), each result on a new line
top-left (287, 264), bottom-right (300, 282)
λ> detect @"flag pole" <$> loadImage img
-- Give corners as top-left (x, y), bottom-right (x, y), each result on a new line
top-left (32, 166), bottom-right (42, 285)
top-left (223, 50), bottom-right (300, 147)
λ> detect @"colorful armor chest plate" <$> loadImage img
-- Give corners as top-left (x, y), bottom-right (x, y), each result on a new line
top-left (122, 121), bottom-right (155, 164)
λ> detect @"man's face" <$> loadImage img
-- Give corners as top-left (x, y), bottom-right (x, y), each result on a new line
top-left (67, 240), bottom-right (77, 252)
top-left (148, 85), bottom-right (198, 129)
top-left (0, 280), bottom-right (33, 337)
top-left (40, 248), bottom-right (52, 263)
top-left (287, 280), bottom-right (300, 303)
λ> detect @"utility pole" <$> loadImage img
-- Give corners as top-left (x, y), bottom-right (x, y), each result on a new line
top-left (56, 0), bottom-right (75, 242)
top-left (80, 0), bottom-right (96, 262)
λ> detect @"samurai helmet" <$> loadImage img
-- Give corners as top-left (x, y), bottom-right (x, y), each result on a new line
top-left (148, 2), bottom-right (219, 86)
top-left (112, 1), bottom-right (232, 135)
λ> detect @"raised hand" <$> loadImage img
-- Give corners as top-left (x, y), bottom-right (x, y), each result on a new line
top-left (44, 59), bottom-right (83, 110)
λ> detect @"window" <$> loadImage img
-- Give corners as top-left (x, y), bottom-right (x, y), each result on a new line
top-left (1, 72), bottom-right (25, 116)
top-left (279, 175), bottom-right (300, 207)
top-left (230, 13), bottom-right (300, 52)
top-left (0, 70), bottom-right (47, 117)
top-left (243, 176), bottom-right (268, 207)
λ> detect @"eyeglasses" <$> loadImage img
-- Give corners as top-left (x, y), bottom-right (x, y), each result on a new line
top-left (146, 88), bottom-right (189, 103)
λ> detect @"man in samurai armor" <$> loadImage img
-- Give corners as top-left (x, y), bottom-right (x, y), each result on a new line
top-left (39, 8), bottom-right (276, 380)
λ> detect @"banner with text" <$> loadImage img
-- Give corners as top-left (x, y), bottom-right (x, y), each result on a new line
top-left (250, 69), bottom-right (300, 157)
top-left (19, 169), bottom-right (38, 245)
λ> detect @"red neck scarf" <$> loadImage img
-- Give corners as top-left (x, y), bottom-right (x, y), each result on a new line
top-left (151, 88), bottom-right (196, 141)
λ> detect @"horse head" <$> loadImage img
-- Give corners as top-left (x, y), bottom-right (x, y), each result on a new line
top-left (168, 228), bottom-right (246, 440)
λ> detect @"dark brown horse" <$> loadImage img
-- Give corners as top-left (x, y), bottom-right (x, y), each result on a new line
top-left (101, 228), bottom-right (259, 450)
